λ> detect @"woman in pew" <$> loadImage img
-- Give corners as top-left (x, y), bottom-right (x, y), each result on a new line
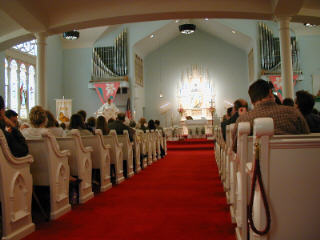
top-left (96, 115), bottom-right (110, 135)
top-left (295, 90), bottom-right (320, 133)
top-left (21, 105), bottom-right (50, 139)
top-left (46, 110), bottom-right (65, 137)
top-left (66, 113), bottom-right (93, 136)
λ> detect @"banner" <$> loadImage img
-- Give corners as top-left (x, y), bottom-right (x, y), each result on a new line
top-left (94, 82), bottom-right (120, 104)
top-left (268, 75), bottom-right (298, 101)
top-left (56, 98), bottom-right (72, 123)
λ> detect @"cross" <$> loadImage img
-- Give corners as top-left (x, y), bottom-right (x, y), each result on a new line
top-left (209, 99), bottom-right (214, 107)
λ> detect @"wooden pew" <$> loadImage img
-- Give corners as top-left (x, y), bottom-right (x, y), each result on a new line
top-left (145, 130), bottom-right (153, 165)
top-left (133, 132), bottom-right (142, 173)
top-left (0, 130), bottom-right (35, 240)
top-left (56, 130), bottom-right (94, 204)
top-left (26, 132), bottom-right (71, 220)
top-left (235, 118), bottom-right (320, 240)
top-left (155, 130), bottom-right (162, 160)
top-left (117, 130), bottom-right (134, 178)
top-left (81, 130), bottom-right (112, 192)
top-left (103, 130), bottom-right (125, 184)
top-left (136, 130), bottom-right (148, 169)
top-left (150, 130), bottom-right (157, 162)
top-left (162, 130), bottom-right (167, 155)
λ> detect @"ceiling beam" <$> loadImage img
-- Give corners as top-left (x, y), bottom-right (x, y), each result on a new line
top-left (272, 0), bottom-right (304, 17)
top-left (0, 0), bottom-right (47, 33)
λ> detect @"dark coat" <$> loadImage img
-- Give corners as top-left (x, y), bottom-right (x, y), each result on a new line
top-left (108, 120), bottom-right (135, 141)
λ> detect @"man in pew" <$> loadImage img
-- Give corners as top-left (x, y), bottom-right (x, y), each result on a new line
top-left (232, 79), bottom-right (310, 152)
top-left (108, 112), bottom-right (135, 142)
top-left (221, 99), bottom-right (248, 140)
top-left (0, 96), bottom-right (29, 157)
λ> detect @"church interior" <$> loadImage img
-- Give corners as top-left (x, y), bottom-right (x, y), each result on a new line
top-left (0, 1), bottom-right (320, 240)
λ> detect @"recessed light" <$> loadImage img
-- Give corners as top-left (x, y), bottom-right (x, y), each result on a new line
top-left (232, 30), bottom-right (236, 34)
top-left (205, 18), bottom-right (209, 21)
top-left (160, 93), bottom-right (164, 98)
top-left (176, 20), bottom-right (180, 23)
top-left (150, 34), bottom-right (155, 38)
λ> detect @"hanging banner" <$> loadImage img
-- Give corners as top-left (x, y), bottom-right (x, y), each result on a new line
top-left (268, 75), bottom-right (298, 101)
top-left (56, 98), bottom-right (72, 123)
top-left (94, 82), bottom-right (120, 104)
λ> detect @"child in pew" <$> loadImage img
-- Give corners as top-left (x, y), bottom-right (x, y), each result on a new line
top-left (0, 96), bottom-right (29, 157)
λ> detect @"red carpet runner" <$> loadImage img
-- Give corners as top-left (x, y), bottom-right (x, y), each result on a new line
top-left (24, 140), bottom-right (235, 240)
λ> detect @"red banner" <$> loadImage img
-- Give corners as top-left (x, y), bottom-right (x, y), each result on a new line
top-left (268, 75), bottom-right (298, 102)
top-left (94, 82), bottom-right (120, 104)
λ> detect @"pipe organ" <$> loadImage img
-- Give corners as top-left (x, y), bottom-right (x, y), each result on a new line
top-left (92, 29), bottom-right (128, 79)
top-left (259, 23), bottom-right (301, 75)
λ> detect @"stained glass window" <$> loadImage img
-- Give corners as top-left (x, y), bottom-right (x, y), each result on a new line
top-left (10, 60), bottom-right (18, 113)
top-left (13, 40), bottom-right (37, 56)
top-left (29, 66), bottom-right (36, 110)
top-left (19, 64), bottom-right (28, 119)
top-left (4, 59), bottom-right (8, 107)
top-left (4, 58), bottom-right (36, 119)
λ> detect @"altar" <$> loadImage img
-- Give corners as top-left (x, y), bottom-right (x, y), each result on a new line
top-left (181, 119), bottom-right (212, 138)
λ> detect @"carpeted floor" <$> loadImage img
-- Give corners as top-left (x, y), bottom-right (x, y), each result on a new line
top-left (24, 140), bottom-right (235, 240)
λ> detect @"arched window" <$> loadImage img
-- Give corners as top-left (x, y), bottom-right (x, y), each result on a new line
top-left (10, 60), bottom-right (18, 113)
top-left (29, 66), bottom-right (36, 110)
top-left (4, 40), bottom-right (37, 119)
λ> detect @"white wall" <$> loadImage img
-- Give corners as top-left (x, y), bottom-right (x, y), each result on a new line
top-left (0, 51), bottom-right (5, 97)
top-left (45, 35), bottom-right (64, 113)
top-left (144, 30), bottom-right (249, 126)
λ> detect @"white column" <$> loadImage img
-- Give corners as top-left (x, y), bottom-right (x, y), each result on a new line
top-left (278, 17), bottom-right (294, 99)
top-left (35, 33), bottom-right (47, 108)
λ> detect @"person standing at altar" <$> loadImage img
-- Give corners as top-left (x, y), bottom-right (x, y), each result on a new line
top-left (108, 113), bottom-right (135, 141)
top-left (96, 97), bottom-right (119, 121)
top-left (221, 99), bottom-right (248, 140)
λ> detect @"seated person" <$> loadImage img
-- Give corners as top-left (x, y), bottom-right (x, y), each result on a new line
top-left (129, 120), bottom-right (136, 128)
top-left (233, 79), bottom-right (310, 152)
top-left (46, 110), bottom-right (65, 137)
top-left (78, 110), bottom-right (94, 133)
top-left (283, 98), bottom-right (294, 107)
top-left (139, 118), bottom-right (147, 133)
top-left (21, 106), bottom-right (49, 139)
top-left (148, 119), bottom-right (156, 131)
top-left (0, 96), bottom-right (28, 157)
top-left (108, 113), bottom-right (135, 141)
top-left (96, 116), bottom-right (110, 135)
top-left (87, 117), bottom-right (96, 132)
top-left (5, 109), bottom-right (19, 128)
top-left (66, 114), bottom-right (93, 136)
top-left (185, 116), bottom-right (193, 120)
top-left (295, 90), bottom-right (320, 133)
top-left (221, 99), bottom-right (248, 140)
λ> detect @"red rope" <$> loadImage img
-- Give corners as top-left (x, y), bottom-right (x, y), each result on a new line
top-left (247, 143), bottom-right (271, 236)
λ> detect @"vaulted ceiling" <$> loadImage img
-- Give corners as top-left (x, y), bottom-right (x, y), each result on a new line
top-left (0, 0), bottom-right (320, 51)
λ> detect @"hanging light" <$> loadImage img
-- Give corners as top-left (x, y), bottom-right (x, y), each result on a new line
top-left (63, 30), bottom-right (80, 40)
top-left (179, 24), bottom-right (196, 35)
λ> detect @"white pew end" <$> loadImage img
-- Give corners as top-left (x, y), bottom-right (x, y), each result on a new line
top-left (133, 132), bottom-right (142, 173)
top-left (56, 130), bottom-right (94, 204)
top-left (117, 130), bottom-right (134, 178)
top-left (81, 130), bottom-right (112, 192)
top-left (27, 132), bottom-right (71, 220)
top-left (103, 130), bottom-right (125, 184)
top-left (0, 130), bottom-right (35, 240)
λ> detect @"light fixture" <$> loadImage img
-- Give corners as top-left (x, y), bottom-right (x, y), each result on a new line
top-left (150, 34), bottom-right (155, 38)
top-left (232, 30), bottom-right (236, 34)
top-left (205, 18), bottom-right (209, 21)
top-left (304, 23), bottom-right (316, 27)
top-left (179, 24), bottom-right (196, 34)
top-left (63, 30), bottom-right (80, 40)
top-left (160, 93), bottom-right (164, 98)
top-left (175, 20), bottom-right (180, 23)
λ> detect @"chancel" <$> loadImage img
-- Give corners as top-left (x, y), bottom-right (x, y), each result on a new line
top-left (1, 1), bottom-right (320, 240)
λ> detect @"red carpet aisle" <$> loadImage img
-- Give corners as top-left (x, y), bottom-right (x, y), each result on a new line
top-left (24, 140), bottom-right (235, 240)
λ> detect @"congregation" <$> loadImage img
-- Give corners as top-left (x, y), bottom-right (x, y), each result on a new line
top-left (220, 79), bottom-right (320, 151)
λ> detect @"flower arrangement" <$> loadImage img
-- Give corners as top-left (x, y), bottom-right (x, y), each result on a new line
top-left (209, 106), bottom-right (216, 113)
top-left (178, 107), bottom-right (185, 115)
